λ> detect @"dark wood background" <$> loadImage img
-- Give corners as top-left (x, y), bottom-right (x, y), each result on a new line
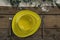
top-left (0, 6), bottom-right (60, 40)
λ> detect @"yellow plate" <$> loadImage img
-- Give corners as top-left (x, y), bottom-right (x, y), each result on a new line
top-left (12, 10), bottom-right (41, 38)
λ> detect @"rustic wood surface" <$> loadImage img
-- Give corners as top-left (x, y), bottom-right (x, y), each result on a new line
top-left (0, 6), bottom-right (60, 40)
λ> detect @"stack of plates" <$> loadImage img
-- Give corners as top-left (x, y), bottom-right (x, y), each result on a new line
top-left (12, 10), bottom-right (41, 38)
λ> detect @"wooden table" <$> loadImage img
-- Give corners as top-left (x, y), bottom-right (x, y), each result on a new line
top-left (0, 6), bottom-right (60, 40)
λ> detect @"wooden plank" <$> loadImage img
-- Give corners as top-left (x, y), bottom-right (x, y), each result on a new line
top-left (0, 15), bottom-right (13, 28)
top-left (0, 6), bottom-right (60, 15)
top-left (44, 15), bottom-right (60, 28)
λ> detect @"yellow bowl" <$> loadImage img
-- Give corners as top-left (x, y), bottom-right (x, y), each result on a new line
top-left (12, 10), bottom-right (41, 38)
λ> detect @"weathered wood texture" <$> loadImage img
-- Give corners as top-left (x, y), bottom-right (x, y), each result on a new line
top-left (0, 6), bottom-right (60, 40)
